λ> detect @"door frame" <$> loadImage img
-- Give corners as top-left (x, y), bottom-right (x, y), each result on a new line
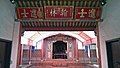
top-left (19, 23), bottom-right (102, 67)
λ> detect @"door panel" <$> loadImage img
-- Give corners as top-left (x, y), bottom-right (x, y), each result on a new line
top-left (106, 38), bottom-right (120, 68)
top-left (0, 39), bottom-right (12, 68)
top-left (52, 41), bottom-right (67, 59)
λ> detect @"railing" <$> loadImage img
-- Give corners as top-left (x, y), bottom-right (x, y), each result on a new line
top-left (21, 57), bottom-right (98, 68)
top-left (22, 57), bottom-right (42, 64)
top-left (78, 57), bottom-right (97, 63)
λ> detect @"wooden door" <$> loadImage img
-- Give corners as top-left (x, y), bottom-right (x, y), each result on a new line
top-left (0, 39), bottom-right (12, 68)
top-left (106, 38), bottom-right (120, 68)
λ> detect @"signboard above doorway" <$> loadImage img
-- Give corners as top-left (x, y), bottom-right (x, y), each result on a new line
top-left (16, 7), bottom-right (43, 20)
top-left (44, 6), bottom-right (73, 19)
top-left (75, 7), bottom-right (101, 20)
top-left (16, 7), bottom-right (101, 20)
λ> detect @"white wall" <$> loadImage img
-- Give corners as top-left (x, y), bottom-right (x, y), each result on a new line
top-left (0, 0), bottom-right (15, 40)
top-left (99, 0), bottom-right (120, 68)
top-left (0, 0), bottom-right (20, 68)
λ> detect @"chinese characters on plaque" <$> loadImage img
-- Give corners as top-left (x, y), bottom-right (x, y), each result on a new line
top-left (75, 7), bottom-right (101, 20)
top-left (16, 7), bottom-right (101, 20)
top-left (17, 7), bottom-right (43, 19)
top-left (44, 6), bottom-right (73, 19)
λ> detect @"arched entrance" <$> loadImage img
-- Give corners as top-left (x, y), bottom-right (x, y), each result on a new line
top-left (52, 41), bottom-right (67, 59)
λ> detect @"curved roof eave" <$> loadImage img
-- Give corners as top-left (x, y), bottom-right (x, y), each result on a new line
top-left (35, 32), bottom-right (85, 43)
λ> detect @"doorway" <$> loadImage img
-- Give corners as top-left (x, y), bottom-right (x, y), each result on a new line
top-left (52, 41), bottom-right (67, 59)
top-left (106, 38), bottom-right (120, 68)
top-left (0, 39), bottom-right (12, 68)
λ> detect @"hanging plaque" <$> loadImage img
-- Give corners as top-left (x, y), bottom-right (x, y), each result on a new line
top-left (16, 7), bottom-right (43, 19)
top-left (44, 6), bottom-right (73, 19)
top-left (75, 7), bottom-right (101, 20)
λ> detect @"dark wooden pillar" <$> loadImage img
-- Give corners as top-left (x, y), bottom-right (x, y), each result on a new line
top-left (16, 23), bottom-right (22, 68)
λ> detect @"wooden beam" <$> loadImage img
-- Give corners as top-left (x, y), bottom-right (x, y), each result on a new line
top-left (23, 27), bottom-right (95, 31)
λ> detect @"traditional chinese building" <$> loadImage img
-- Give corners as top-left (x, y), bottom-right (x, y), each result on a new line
top-left (0, 0), bottom-right (120, 68)
top-left (21, 32), bottom-right (97, 68)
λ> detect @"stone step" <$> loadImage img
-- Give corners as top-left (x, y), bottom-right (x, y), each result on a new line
top-left (23, 60), bottom-right (98, 68)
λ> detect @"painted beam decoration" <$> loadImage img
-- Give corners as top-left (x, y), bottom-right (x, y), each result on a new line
top-left (16, 7), bottom-right (43, 19)
top-left (75, 7), bottom-right (101, 20)
top-left (44, 6), bottom-right (73, 19)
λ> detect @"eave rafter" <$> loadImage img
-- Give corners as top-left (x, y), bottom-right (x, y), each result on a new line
top-left (78, 31), bottom-right (91, 40)
top-left (15, 0), bottom-right (101, 7)
top-left (20, 20), bottom-right (98, 31)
